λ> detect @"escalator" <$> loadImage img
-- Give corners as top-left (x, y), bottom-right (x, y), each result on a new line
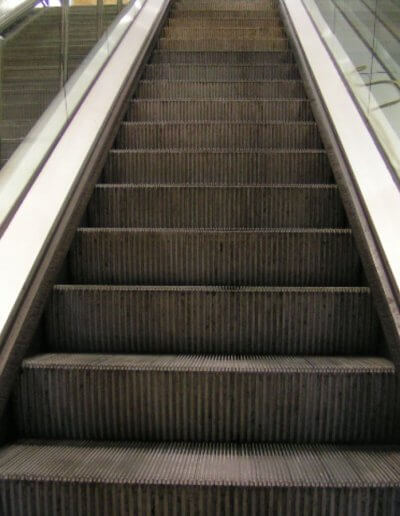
top-left (0, 0), bottom-right (400, 513)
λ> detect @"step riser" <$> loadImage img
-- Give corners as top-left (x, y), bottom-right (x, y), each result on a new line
top-left (150, 50), bottom-right (295, 64)
top-left (127, 100), bottom-right (313, 121)
top-left (162, 27), bottom-right (286, 38)
top-left (172, 4), bottom-right (278, 12)
top-left (135, 81), bottom-right (306, 99)
top-left (46, 288), bottom-right (379, 354)
top-left (167, 18), bottom-right (284, 27)
top-left (87, 186), bottom-right (345, 228)
top-left (3, 481), bottom-right (397, 516)
top-left (70, 231), bottom-right (360, 286)
top-left (16, 363), bottom-right (395, 442)
top-left (115, 123), bottom-right (322, 149)
top-left (157, 39), bottom-right (290, 51)
top-left (171, 10), bottom-right (279, 18)
top-left (103, 151), bottom-right (333, 184)
top-left (142, 65), bottom-right (300, 80)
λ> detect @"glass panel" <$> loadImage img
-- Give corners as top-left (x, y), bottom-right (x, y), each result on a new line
top-left (0, 0), bottom-right (141, 227)
top-left (0, 0), bottom-right (124, 168)
top-left (302, 0), bottom-right (400, 177)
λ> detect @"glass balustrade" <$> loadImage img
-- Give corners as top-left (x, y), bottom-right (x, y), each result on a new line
top-left (0, 0), bottom-right (142, 229)
top-left (302, 0), bottom-right (400, 178)
top-left (0, 0), bottom-right (128, 168)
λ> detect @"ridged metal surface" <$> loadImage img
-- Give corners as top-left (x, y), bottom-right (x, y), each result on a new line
top-left (15, 354), bottom-right (396, 442)
top-left (69, 228), bottom-right (360, 286)
top-left (162, 26), bottom-right (286, 39)
top-left (0, 441), bottom-right (400, 516)
top-left (127, 99), bottom-right (313, 122)
top-left (135, 80), bottom-right (306, 98)
top-left (103, 150), bottom-right (332, 184)
top-left (87, 185), bottom-right (345, 228)
top-left (45, 286), bottom-right (379, 355)
top-left (150, 50), bottom-right (295, 63)
top-left (115, 122), bottom-right (322, 149)
top-left (171, 9), bottom-right (279, 18)
top-left (143, 63), bottom-right (299, 80)
top-left (158, 38), bottom-right (290, 51)
top-left (173, 0), bottom-right (279, 10)
top-left (167, 17), bottom-right (284, 27)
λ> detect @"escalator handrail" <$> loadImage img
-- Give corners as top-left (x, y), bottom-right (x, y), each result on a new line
top-left (0, 0), bottom-right (44, 34)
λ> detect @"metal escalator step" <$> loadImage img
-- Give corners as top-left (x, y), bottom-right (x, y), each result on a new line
top-left (167, 17), bottom-right (284, 27)
top-left (115, 121), bottom-right (322, 149)
top-left (1, 441), bottom-right (399, 514)
top-left (135, 80), bottom-right (305, 98)
top-left (162, 26), bottom-right (286, 39)
top-left (172, 2), bottom-right (278, 11)
top-left (103, 149), bottom-right (332, 184)
top-left (70, 228), bottom-right (359, 286)
top-left (150, 50), bottom-right (295, 63)
top-left (45, 286), bottom-right (379, 354)
top-left (87, 185), bottom-right (345, 228)
top-left (171, 10), bottom-right (279, 18)
top-left (157, 38), bottom-right (290, 51)
top-left (143, 64), bottom-right (300, 80)
top-left (127, 99), bottom-right (312, 121)
top-left (15, 354), bottom-right (396, 442)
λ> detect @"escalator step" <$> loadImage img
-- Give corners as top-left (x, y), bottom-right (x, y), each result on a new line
top-left (115, 121), bottom-right (322, 149)
top-left (143, 64), bottom-right (300, 80)
top-left (127, 99), bottom-right (312, 121)
top-left (150, 50), bottom-right (295, 63)
top-left (15, 354), bottom-right (396, 442)
top-left (135, 80), bottom-right (306, 98)
top-left (103, 149), bottom-right (332, 184)
top-left (86, 184), bottom-right (345, 228)
top-left (45, 286), bottom-right (379, 354)
top-left (70, 228), bottom-right (360, 286)
top-left (162, 26), bottom-right (286, 39)
top-left (1, 441), bottom-right (399, 515)
top-left (167, 17), bottom-right (284, 27)
top-left (157, 38), bottom-right (290, 51)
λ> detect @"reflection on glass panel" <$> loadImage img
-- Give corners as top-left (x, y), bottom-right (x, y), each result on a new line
top-left (302, 0), bottom-right (400, 176)
top-left (0, 0), bottom-right (122, 167)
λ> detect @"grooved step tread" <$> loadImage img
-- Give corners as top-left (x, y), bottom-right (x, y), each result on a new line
top-left (127, 99), bottom-right (313, 121)
top-left (45, 286), bottom-right (379, 355)
top-left (70, 228), bottom-right (359, 286)
top-left (86, 184), bottom-right (344, 228)
top-left (135, 80), bottom-right (306, 99)
top-left (143, 64), bottom-right (300, 80)
top-left (104, 149), bottom-right (332, 184)
top-left (115, 121), bottom-right (322, 149)
top-left (1, 440), bottom-right (400, 485)
top-left (162, 27), bottom-right (286, 38)
top-left (158, 38), bottom-right (290, 51)
top-left (14, 354), bottom-right (397, 442)
top-left (21, 353), bottom-right (394, 373)
top-left (150, 50), bottom-right (295, 63)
